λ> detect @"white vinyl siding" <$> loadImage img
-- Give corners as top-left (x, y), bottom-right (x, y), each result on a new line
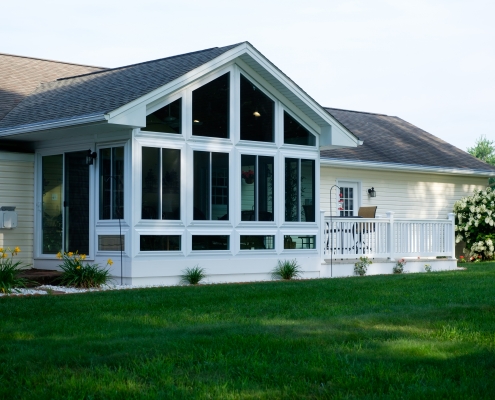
top-left (321, 165), bottom-right (488, 219)
top-left (0, 153), bottom-right (34, 266)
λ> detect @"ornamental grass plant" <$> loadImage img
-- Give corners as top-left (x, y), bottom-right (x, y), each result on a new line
top-left (57, 252), bottom-right (112, 288)
top-left (271, 259), bottom-right (302, 280)
top-left (0, 247), bottom-right (31, 294)
top-left (180, 265), bottom-right (207, 285)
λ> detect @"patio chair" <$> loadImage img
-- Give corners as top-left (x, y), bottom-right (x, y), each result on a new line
top-left (357, 206), bottom-right (377, 253)
top-left (357, 206), bottom-right (377, 218)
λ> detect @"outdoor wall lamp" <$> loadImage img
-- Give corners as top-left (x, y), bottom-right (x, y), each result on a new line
top-left (86, 149), bottom-right (97, 165)
top-left (368, 187), bottom-right (376, 198)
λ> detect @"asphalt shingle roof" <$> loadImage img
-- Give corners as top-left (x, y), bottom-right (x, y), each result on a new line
top-left (0, 53), bottom-right (105, 122)
top-left (0, 44), bottom-right (241, 130)
top-left (321, 108), bottom-right (495, 172)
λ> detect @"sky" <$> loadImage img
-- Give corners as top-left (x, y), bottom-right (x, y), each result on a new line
top-left (2, 0), bottom-right (494, 151)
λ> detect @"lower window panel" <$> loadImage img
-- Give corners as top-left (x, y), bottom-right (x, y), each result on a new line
top-left (98, 235), bottom-right (125, 251)
top-left (240, 235), bottom-right (275, 250)
top-left (192, 235), bottom-right (229, 251)
top-left (140, 235), bottom-right (181, 251)
top-left (284, 235), bottom-right (316, 249)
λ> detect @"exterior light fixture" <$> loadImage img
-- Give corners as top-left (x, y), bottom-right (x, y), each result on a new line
top-left (253, 111), bottom-right (261, 118)
top-left (368, 187), bottom-right (376, 197)
top-left (86, 149), bottom-right (97, 166)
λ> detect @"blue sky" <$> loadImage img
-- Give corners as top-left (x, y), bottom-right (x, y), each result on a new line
top-left (2, 0), bottom-right (494, 151)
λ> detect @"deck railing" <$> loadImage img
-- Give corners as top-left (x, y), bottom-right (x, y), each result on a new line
top-left (320, 211), bottom-right (456, 260)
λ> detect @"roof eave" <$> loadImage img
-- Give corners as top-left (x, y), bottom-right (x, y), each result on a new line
top-left (320, 157), bottom-right (495, 177)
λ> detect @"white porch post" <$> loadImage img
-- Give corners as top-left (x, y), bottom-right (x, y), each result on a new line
top-left (320, 210), bottom-right (326, 263)
top-left (386, 211), bottom-right (395, 261)
top-left (448, 212), bottom-right (456, 259)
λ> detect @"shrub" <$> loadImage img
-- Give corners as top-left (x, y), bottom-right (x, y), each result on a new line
top-left (393, 258), bottom-right (407, 274)
top-left (180, 266), bottom-right (207, 285)
top-left (454, 187), bottom-right (495, 260)
top-left (58, 252), bottom-right (112, 288)
top-left (424, 264), bottom-right (432, 273)
top-left (271, 259), bottom-right (301, 280)
top-left (354, 256), bottom-right (372, 276)
top-left (0, 247), bottom-right (31, 294)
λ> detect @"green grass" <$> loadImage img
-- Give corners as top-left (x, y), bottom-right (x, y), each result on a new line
top-left (1, 263), bottom-right (495, 399)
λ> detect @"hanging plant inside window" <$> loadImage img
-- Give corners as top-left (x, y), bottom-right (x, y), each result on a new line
top-left (242, 169), bottom-right (255, 184)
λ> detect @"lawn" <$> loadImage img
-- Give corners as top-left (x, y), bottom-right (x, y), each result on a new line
top-left (1, 264), bottom-right (495, 399)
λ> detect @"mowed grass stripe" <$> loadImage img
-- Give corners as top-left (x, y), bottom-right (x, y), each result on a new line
top-left (1, 264), bottom-right (494, 399)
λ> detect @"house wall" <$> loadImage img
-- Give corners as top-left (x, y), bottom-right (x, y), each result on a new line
top-left (0, 151), bottom-right (34, 266)
top-left (320, 164), bottom-right (488, 219)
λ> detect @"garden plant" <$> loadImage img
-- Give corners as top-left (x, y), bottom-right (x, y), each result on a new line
top-left (0, 247), bottom-right (31, 293)
top-left (180, 265), bottom-right (207, 285)
top-left (393, 258), bottom-right (406, 274)
top-left (354, 256), bottom-right (372, 276)
top-left (58, 251), bottom-right (112, 288)
top-left (271, 259), bottom-right (301, 280)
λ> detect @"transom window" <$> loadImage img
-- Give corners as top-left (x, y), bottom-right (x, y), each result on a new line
top-left (192, 73), bottom-right (230, 138)
top-left (240, 75), bottom-right (274, 142)
top-left (284, 112), bottom-right (316, 146)
top-left (142, 98), bottom-right (181, 134)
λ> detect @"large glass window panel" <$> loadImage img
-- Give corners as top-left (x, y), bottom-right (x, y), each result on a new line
top-left (193, 151), bottom-right (210, 220)
top-left (192, 235), bottom-right (229, 250)
top-left (42, 155), bottom-right (63, 254)
top-left (285, 158), bottom-right (299, 222)
top-left (284, 235), bottom-right (316, 249)
top-left (240, 235), bottom-right (275, 250)
top-left (241, 155), bottom-right (274, 221)
top-left (162, 149), bottom-right (180, 220)
top-left (192, 73), bottom-right (230, 138)
top-left (240, 75), bottom-right (274, 142)
top-left (142, 147), bottom-right (160, 219)
top-left (99, 147), bottom-right (124, 220)
top-left (301, 159), bottom-right (315, 222)
top-left (284, 112), bottom-right (316, 146)
top-left (142, 98), bottom-right (181, 134)
top-left (285, 158), bottom-right (315, 222)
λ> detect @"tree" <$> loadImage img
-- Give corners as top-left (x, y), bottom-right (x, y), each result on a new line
top-left (467, 135), bottom-right (495, 187)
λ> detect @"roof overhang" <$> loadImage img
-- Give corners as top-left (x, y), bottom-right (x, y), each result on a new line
top-left (321, 157), bottom-right (495, 177)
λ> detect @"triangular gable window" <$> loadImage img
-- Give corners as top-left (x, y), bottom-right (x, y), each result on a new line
top-left (143, 98), bottom-right (181, 134)
top-left (284, 111), bottom-right (315, 146)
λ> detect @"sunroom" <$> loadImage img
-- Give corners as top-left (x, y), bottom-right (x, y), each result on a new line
top-left (20, 44), bottom-right (358, 285)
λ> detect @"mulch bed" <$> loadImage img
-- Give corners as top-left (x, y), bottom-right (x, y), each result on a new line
top-left (18, 269), bottom-right (63, 287)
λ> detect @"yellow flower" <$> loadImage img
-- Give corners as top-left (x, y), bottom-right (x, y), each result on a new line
top-left (107, 259), bottom-right (114, 266)
top-left (76, 265), bottom-right (81, 270)
top-left (56, 251), bottom-right (62, 259)
top-left (2, 253), bottom-right (7, 259)
top-left (68, 252), bottom-right (73, 257)
top-left (14, 247), bottom-right (20, 253)
top-left (0, 248), bottom-right (4, 252)
top-left (81, 254), bottom-right (86, 260)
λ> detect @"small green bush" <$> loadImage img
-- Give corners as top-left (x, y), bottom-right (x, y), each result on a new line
top-left (424, 264), bottom-right (432, 273)
top-left (58, 252), bottom-right (112, 288)
top-left (0, 247), bottom-right (31, 294)
top-left (180, 266), bottom-right (207, 285)
top-left (354, 256), bottom-right (372, 276)
top-left (271, 259), bottom-right (301, 280)
top-left (393, 258), bottom-right (406, 274)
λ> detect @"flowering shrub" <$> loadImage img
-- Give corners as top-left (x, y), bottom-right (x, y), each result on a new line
top-left (453, 187), bottom-right (495, 261)
top-left (393, 258), bottom-right (406, 274)
top-left (0, 247), bottom-right (31, 293)
top-left (354, 256), bottom-right (372, 276)
top-left (424, 264), bottom-right (432, 273)
top-left (57, 252), bottom-right (113, 288)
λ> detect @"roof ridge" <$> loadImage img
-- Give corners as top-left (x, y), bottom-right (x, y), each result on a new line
top-left (325, 107), bottom-right (390, 117)
top-left (56, 43), bottom-right (244, 82)
top-left (0, 52), bottom-right (106, 70)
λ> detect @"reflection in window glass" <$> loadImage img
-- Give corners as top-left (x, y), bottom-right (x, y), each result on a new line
top-left (240, 75), bottom-right (274, 142)
top-left (142, 98), bottom-right (181, 134)
top-left (194, 151), bottom-right (229, 220)
top-left (284, 235), bottom-right (316, 249)
top-left (192, 73), bottom-right (230, 138)
top-left (240, 235), bottom-right (275, 250)
top-left (241, 155), bottom-right (274, 221)
top-left (162, 149), bottom-right (180, 220)
top-left (284, 112), bottom-right (316, 146)
top-left (192, 235), bottom-right (229, 250)
top-left (98, 235), bottom-right (125, 251)
top-left (100, 147), bottom-right (125, 220)
top-left (42, 154), bottom-right (63, 254)
top-left (285, 158), bottom-right (315, 222)
top-left (140, 235), bottom-right (181, 251)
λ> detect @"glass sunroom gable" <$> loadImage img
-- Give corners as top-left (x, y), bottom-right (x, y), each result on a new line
top-left (142, 98), bottom-right (182, 134)
top-left (284, 111), bottom-right (316, 146)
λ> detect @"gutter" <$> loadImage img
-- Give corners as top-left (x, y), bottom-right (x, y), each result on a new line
top-left (0, 113), bottom-right (107, 137)
top-left (320, 158), bottom-right (495, 177)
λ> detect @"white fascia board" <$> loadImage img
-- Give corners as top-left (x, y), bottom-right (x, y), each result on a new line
top-left (321, 157), bottom-right (495, 177)
top-left (0, 113), bottom-right (106, 137)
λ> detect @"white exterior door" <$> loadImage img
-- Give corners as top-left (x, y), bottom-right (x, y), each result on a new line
top-left (338, 181), bottom-right (359, 216)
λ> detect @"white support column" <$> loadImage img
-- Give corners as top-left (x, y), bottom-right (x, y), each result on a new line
top-left (448, 212), bottom-right (456, 259)
top-left (386, 211), bottom-right (395, 261)
top-left (320, 210), bottom-right (326, 263)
